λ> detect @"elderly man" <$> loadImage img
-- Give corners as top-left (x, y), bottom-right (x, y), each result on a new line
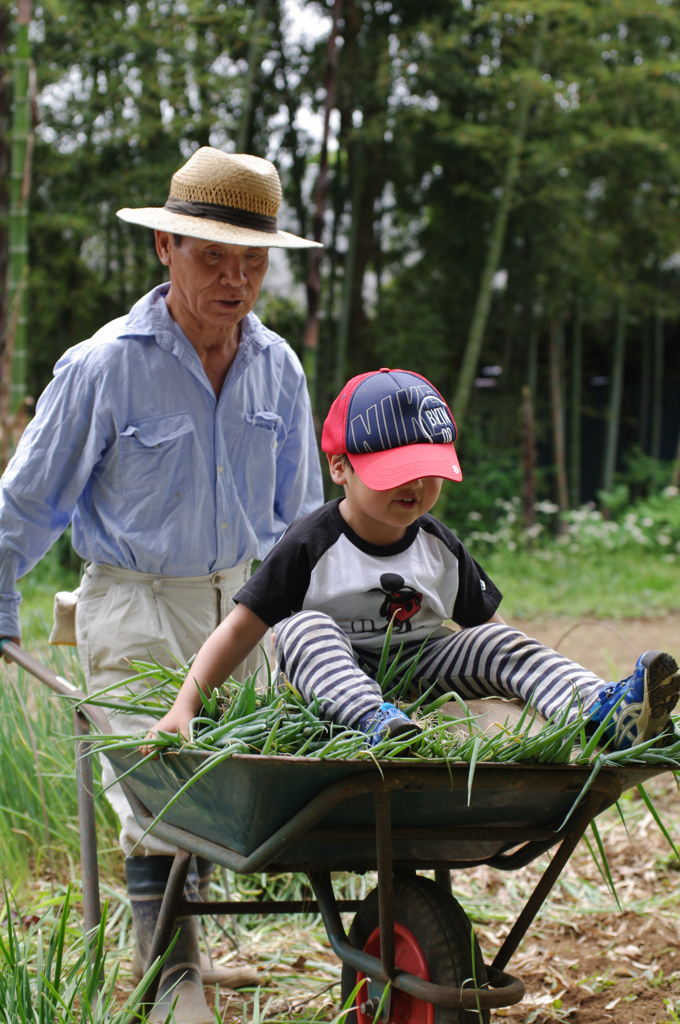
top-left (0, 148), bottom-right (323, 1024)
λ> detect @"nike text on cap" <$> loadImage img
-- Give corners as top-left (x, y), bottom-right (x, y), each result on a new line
top-left (321, 367), bottom-right (463, 490)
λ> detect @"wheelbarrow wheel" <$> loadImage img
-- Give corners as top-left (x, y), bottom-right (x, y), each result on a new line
top-left (340, 875), bottom-right (489, 1024)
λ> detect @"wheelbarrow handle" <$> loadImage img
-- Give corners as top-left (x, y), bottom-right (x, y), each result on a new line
top-left (0, 636), bottom-right (104, 932)
top-left (0, 638), bottom-right (111, 734)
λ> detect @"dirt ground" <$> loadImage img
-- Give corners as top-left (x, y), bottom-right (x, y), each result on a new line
top-left (110, 617), bottom-right (680, 1024)
top-left (508, 616), bottom-right (680, 685)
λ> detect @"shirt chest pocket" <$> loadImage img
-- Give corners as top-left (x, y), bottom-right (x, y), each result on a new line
top-left (244, 411), bottom-right (283, 452)
top-left (118, 413), bottom-right (193, 498)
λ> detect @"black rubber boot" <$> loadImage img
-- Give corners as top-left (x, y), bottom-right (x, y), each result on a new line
top-left (126, 856), bottom-right (213, 1024)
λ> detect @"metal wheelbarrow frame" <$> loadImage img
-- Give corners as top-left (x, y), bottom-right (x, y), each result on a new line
top-left (0, 639), bottom-right (668, 1019)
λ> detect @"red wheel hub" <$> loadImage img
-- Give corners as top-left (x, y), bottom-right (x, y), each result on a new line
top-left (356, 923), bottom-right (435, 1024)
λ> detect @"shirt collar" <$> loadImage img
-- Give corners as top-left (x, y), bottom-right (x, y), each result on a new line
top-left (121, 283), bottom-right (274, 357)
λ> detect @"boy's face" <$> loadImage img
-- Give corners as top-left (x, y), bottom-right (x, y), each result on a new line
top-left (328, 453), bottom-right (443, 544)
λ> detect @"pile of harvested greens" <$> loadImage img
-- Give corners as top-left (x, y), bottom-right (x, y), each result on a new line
top-left (85, 632), bottom-right (680, 779)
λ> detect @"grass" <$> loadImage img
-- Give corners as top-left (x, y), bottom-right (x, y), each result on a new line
top-left (0, 886), bottom-right (162, 1023)
top-left (477, 545), bottom-right (680, 619)
top-left (0, 648), bottom-right (120, 888)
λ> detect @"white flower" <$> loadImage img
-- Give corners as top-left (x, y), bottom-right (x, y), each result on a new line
top-left (662, 553), bottom-right (677, 563)
top-left (467, 511), bottom-right (482, 522)
top-left (663, 485), bottom-right (679, 498)
top-left (524, 523), bottom-right (544, 538)
top-left (534, 500), bottom-right (560, 514)
top-left (657, 534), bottom-right (672, 546)
top-left (641, 517), bottom-right (654, 528)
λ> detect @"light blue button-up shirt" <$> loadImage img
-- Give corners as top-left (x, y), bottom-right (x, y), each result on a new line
top-left (0, 284), bottom-right (324, 637)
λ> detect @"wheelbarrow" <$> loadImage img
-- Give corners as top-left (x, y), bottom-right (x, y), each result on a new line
top-left (0, 639), bottom-right (669, 1023)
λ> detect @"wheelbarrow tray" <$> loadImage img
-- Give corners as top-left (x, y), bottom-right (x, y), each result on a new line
top-left (106, 748), bottom-right (662, 873)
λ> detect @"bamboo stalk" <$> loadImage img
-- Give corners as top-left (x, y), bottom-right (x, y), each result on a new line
top-left (452, 16), bottom-right (547, 422)
top-left (549, 317), bottom-right (569, 525)
top-left (651, 307), bottom-right (663, 461)
top-left (5, 0), bottom-right (32, 420)
top-left (234, 0), bottom-right (267, 155)
top-left (569, 306), bottom-right (583, 507)
top-left (601, 301), bottom-right (626, 495)
top-left (334, 141), bottom-right (363, 393)
top-left (672, 427), bottom-right (680, 488)
top-left (302, 0), bottom-right (342, 417)
top-left (638, 316), bottom-right (651, 453)
top-left (521, 385), bottom-right (536, 528)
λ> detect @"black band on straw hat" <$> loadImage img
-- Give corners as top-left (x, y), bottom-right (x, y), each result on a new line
top-left (163, 196), bottom-right (278, 233)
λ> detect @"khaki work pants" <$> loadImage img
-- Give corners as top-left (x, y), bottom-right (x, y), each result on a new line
top-left (76, 562), bottom-right (269, 856)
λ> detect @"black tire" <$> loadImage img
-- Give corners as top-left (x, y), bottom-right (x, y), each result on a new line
top-left (340, 875), bottom-right (490, 1024)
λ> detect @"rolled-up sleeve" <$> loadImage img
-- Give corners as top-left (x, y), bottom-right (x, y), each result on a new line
top-left (0, 363), bottom-right (107, 638)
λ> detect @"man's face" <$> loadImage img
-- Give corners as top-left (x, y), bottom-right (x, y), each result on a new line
top-left (155, 232), bottom-right (269, 331)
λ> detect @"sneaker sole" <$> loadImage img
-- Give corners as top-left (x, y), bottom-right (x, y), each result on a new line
top-left (373, 720), bottom-right (422, 747)
top-left (634, 651), bottom-right (680, 745)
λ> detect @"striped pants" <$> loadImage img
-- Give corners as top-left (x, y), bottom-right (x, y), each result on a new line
top-left (275, 611), bottom-right (606, 728)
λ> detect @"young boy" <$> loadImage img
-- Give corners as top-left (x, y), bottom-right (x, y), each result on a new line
top-left (143, 368), bottom-right (680, 752)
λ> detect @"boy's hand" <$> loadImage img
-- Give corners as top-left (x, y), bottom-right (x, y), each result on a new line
top-left (140, 705), bottom-right (194, 758)
top-left (137, 604), bottom-right (269, 760)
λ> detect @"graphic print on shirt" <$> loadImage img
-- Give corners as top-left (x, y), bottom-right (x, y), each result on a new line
top-left (373, 572), bottom-right (423, 632)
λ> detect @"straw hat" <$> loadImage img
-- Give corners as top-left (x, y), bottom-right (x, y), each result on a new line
top-left (117, 147), bottom-right (322, 249)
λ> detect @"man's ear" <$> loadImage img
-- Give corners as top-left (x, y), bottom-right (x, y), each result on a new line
top-left (155, 230), bottom-right (173, 266)
top-left (327, 453), bottom-right (348, 485)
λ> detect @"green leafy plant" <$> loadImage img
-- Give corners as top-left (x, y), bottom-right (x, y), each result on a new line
top-left (0, 886), bottom-right (162, 1024)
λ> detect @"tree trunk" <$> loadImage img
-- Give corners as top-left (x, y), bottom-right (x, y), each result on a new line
top-left (0, 6), bottom-right (10, 356)
top-left (569, 305), bottom-right (582, 507)
top-left (638, 316), bottom-right (651, 453)
top-left (7, 0), bottom-right (32, 416)
top-left (526, 321), bottom-right (538, 400)
top-left (334, 141), bottom-right (363, 393)
top-left (651, 308), bottom-right (663, 460)
top-left (672, 425), bottom-right (680, 488)
top-left (302, 0), bottom-right (342, 419)
top-left (521, 385), bottom-right (536, 528)
top-left (452, 17), bottom-right (547, 422)
top-left (235, 0), bottom-right (267, 155)
top-left (601, 301), bottom-right (626, 494)
top-left (0, 0), bottom-right (32, 469)
top-left (549, 316), bottom-right (569, 528)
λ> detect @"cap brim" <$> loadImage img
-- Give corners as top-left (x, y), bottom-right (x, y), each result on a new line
top-left (348, 442), bottom-right (462, 490)
top-left (116, 208), bottom-right (323, 249)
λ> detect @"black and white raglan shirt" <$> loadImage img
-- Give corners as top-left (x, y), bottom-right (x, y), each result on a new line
top-left (234, 499), bottom-right (502, 652)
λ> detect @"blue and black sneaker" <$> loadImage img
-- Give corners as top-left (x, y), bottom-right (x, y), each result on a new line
top-left (591, 650), bottom-right (680, 750)
top-left (358, 702), bottom-right (421, 748)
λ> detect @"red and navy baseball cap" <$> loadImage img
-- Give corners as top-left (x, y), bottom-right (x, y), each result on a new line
top-left (321, 368), bottom-right (462, 490)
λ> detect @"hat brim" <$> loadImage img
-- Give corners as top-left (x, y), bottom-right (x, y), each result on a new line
top-left (116, 207), bottom-right (323, 249)
top-left (348, 442), bottom-right (463, 490)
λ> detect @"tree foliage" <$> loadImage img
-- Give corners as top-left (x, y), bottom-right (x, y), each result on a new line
top-left (0, 0), bottom-right (678, 507)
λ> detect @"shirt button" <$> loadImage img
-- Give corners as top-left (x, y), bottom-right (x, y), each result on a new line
top-left (221, 522), bottom-right (228, 530)
top-left (217, 466), bottom-right (224, 474)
